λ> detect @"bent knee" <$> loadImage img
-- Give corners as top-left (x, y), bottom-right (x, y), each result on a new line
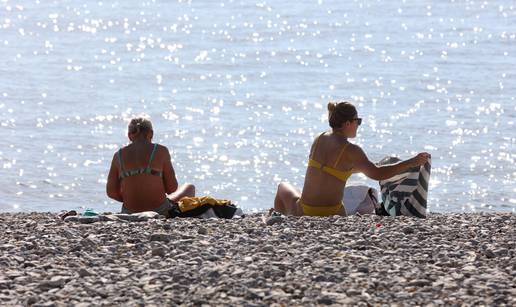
top-left (184, 183), bottom-right (195, 196)
top-left (277, 182), bottom-right (289, 192)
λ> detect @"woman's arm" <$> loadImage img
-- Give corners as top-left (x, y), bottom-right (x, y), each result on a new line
top-left (106, 153), bottom-right (123, 202)
top-left (351, 145), bottom-right (430, 181)
top-left (162, 146), bottom-right (179, 194)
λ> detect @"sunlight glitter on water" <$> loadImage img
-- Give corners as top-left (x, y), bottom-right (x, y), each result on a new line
top-left (0, 0), bottom-right (515, 213)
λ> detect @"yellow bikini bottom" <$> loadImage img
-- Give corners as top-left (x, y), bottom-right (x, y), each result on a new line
top-left (298, 199), bottom-right (346, 216)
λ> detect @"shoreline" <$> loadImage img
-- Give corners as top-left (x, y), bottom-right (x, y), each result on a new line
top-left (1, 212), bottom-right (514, 305)
top-left (1, 206), bottom-right (515, 215)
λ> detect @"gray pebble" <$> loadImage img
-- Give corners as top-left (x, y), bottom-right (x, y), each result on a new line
top-left (64, 216), bottom-right (79, 223)
top-left (206, 255), bottom-right (220, 261)
top-left (38, 278), bottom-right (65, 289)
top-left (261, 245), bottom-right (274, 252)
top-left (150, 233), bottom-right (172, 242)
top-left (403, 227), bottom-right (415, 234)
top-left (78, 216), bottom-right (100, 224)
top-left (152, 247), bottom-right (166, 257)
top-left (408, 279), bottom-right (431, 287)
top-left (266, 215), bottom-right (284, 226)
top-left (494, 248), bottom-right (508, 257)
top-left (484, 249), bottom-right (496, 258)
top-left (78, 268), bottom-right (94, 277)
top-left (317, 296), bottom-right (334, 305)
top-left (25, 296), bottom-right (38, 305)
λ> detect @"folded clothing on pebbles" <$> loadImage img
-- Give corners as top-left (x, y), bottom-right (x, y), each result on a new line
top-left (0, 212), bottom-right (514, 306)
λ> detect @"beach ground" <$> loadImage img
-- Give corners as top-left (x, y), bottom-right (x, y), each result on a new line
top-left (0, 212), bottom-right (514, 306)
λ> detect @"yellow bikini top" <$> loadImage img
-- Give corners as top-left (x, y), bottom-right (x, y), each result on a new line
top-left (308, 133), bottom-right (353, 182)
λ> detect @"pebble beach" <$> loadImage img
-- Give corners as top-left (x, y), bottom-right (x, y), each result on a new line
top-left (1, 212), bottom-right (514, 306)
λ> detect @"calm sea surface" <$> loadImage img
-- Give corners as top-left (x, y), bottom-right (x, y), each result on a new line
top-left (1, 0), bottom-right (515, 213)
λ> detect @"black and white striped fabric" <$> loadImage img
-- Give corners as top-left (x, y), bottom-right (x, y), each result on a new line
top-left (377, 156), bottom-right (431, 218)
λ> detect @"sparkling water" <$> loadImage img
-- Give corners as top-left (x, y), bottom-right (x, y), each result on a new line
top-left (1, 0), bottom-right (514, 213)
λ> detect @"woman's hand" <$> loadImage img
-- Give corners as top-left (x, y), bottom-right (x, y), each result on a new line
top-left (409, 152), bottom-right (431, 167)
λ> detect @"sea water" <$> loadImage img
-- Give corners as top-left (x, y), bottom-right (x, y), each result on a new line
top-left (0, 0), bottom-right (514, 213)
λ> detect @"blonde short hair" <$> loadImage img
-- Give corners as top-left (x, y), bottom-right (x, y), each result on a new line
top-left (128, 117), bottom-right (153, 135)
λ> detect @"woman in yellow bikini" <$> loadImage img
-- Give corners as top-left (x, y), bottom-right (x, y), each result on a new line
top-left (274, 101), bottom-right (430, 216)
top-left (106, 117), bottom-right (195, 217)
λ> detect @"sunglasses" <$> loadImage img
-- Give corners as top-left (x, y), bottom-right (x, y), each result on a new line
top-left (351, 118), bottom-right (362, 126)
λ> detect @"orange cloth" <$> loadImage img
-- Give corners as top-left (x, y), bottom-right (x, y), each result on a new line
top-left (178, 196), bottom-right (232, 213)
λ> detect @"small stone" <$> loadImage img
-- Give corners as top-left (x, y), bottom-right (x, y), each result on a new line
top-left (408, 279), bottom-right (431, 287)
top-left (78, 268), bottom-right (94, 277)
top-left (244, 256), bottom-right (253, 262)
top-left (317, 296), bottom-right (334, 305)
top-left (150, 233), bottom-right (171, 242)
top-left (486, 282), bottom-right (500, 290)
top-left (78, 216), bottom-right (100, 224)
top-left (261, 245), bottom-right (274, 252)
top-left (58, 210), bottom-right (77, 220)
top-left (0, 281), bottom-right (10, 290)
top-left (246, 289), bottom-right (263, 299)
top-left (80, 238), bottom-right (96, 248)
top-left (493, 248), bottom-right (508, 257)
top-left (64, 216), bottom-right (79, 223)
top-left (25, 296), bottom-right (38, 305)
top-left (403, 227), bottom-right (414, 234)
top-left (152, 247), bottom-right (166, 257)
top-left (206, 255), bottom-right (220, 261)
top-left (469, 239), bottom-right (479, 246)
top-left (38, 278), bottom-right (65, 289)
top-left (208, 270), bottom-right (220, 278)
top-left (198, 227), bottom-right (208, 235)
top-left (484, 249), bottom-right (496, 258)
top-left (346, 289), bottom-right (361, 296)
top-left (266, 215), bottom-right (284, 226)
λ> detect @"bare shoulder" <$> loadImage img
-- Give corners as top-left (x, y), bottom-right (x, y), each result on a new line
top-left (155, 144), bottom-right (171, 158)
top-left (111, 149), bottom-right (121, 161)
top-left (346, 143), bottom-right (368, 163)
top-left (314, 131), bottom-right (326, 141)
top-left (156, 143), bottom-right (169, 151)
top-left (346, 142), bottom-right (363, 155)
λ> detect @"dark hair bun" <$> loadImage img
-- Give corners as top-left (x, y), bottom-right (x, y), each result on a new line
top-left (328, 101), bottom-right (357, 129)
top-left (327, 102), bottom-right (336, 113)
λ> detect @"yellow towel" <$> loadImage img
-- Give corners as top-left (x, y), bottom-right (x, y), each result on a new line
top-left (178, 196), bottom-right (232, 213)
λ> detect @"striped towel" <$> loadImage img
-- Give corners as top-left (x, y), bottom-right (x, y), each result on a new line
top-left (377, 156), bottom-right (432, 218)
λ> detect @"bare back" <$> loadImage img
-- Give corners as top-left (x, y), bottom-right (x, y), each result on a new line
top-left (301, 132), bottom-right (355, 206)
top-left (107, 142), bottom-right (177, 212)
